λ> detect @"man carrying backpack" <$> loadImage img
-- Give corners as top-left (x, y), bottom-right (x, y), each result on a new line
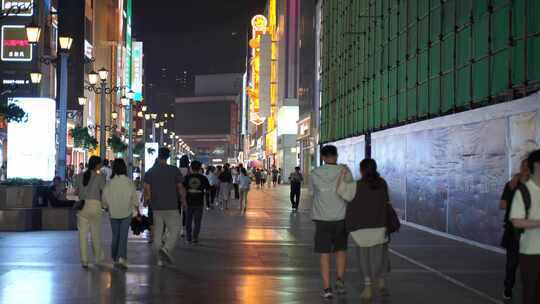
top-left (510, 149), bottom-right (540, 304)
top-left (499, 159), bottom-right (529, 300)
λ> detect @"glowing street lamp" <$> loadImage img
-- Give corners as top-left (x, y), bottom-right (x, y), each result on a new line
top-left (30, 72), bottom-right (42, 84)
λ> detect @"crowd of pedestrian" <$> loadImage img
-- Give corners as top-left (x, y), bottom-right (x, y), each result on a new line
top-left (65, 142), bottom-right (540, 304)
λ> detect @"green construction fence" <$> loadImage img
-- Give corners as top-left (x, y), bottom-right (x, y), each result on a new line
top-left (320, 0), bottom-right (540, 143)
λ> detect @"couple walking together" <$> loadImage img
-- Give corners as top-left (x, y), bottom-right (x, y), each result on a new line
top-left (311, 145), bottom-right (396, 300)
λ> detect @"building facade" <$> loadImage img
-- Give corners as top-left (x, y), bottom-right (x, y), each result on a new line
top-left (317, 0), bottom-right (540, 247)
top-left (246, 0), bottom-right (301, 179)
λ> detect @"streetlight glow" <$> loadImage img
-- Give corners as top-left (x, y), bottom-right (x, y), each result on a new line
top-left (151, 113), bottom-right (157, 120)
top-left (98, 68), bottom-right (109, 81)
top-left (88, 71), bottom-right (98, 85)
top-left (142, 105), bottom-right (147, 112)
top-left (58, 37), bottom-right (73, 51)
top-left (30, 72), bottom-right (42, 84)
top-left (145, 114), bottom-right (151, 120)
top-left (26, 25), bottom-right (41, 44)
top-left (121, 96), bottom-right (130, 106)
top-left (154, 122), bottom-right (160, 128)
top-left (78, 97), bottom-right (87, 106)
top-left (112, 111), bottom-right (118, 120)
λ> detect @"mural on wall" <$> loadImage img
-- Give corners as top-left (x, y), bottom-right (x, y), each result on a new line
top-left (335, 93), bottom-right (540, 247)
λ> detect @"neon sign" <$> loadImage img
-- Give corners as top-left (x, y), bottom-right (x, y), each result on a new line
top-left (1, 25), bottom-right (32, 62)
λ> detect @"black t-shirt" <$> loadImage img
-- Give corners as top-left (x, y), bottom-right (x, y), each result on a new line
top-left (219, 170), bottom-right (233, 183)
top-left (501, 181), bottom-right (518, 224)
top-left (183, 173), bottom-right (210, 207)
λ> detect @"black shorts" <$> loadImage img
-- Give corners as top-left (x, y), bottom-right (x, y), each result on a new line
top-left (314, 220), bottom-right (348, 253)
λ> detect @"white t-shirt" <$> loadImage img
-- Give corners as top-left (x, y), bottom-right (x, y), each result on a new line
top-left (510, 179), bottom-right (540, 255)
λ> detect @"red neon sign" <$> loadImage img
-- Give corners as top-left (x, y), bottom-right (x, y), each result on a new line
top-left (4, 39), bottom-right (29, 47)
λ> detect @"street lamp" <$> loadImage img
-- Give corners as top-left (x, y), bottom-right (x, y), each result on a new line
top-left (142, 105), bottom-right (147, 112)
top-left (85, 67), bottom-right (124, 160)
top-left (144, 113), bottom-right (150, 120)
top-left (25, 24), bottom-right (41, 44)
top-left (111, 111), bottom-right (118, 120)
top-left (78, 97), bottom-right (87, 106)
top-left (29, 72), bottom-right (42, 84)
top-left (151, 113), bottom-right (157, 120)
top-left (55, 36), bottom-right (73, 180)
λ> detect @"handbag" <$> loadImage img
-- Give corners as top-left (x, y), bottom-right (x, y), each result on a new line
top-left (386, 203), bottom-right (401, 234)
top-left (73, 200), bottom-right (85, 210)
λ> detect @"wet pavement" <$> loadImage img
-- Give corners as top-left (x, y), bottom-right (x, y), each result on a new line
top-left (0, 185), bottom-right (513, 303)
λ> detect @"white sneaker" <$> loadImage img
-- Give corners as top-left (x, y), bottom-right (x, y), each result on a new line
top-left (118, 258), bottom-right (128, 269)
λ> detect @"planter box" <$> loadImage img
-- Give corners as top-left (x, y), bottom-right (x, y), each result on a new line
top-left (41, 208), bottom-right (77, 230)
top-left (0, 185), bottom-right (37, 209)
top-left (0, 208), bottom-right (41, 231)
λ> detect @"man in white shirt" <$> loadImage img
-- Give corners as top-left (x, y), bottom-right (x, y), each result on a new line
top-left (101, 159), bottom-right (112, 181)
top-left (510, 149), bottom-right (540, 304)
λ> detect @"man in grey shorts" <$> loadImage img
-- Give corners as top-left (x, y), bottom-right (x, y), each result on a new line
top-left (311, 145), bottom-right (353, 299)
top-left (144, 147), bottom-right (187, 266)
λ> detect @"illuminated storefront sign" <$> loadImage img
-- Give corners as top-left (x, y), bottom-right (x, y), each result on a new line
top-left (251, 15), bottom-right (268, 31)
top-left (1, 25), bottom-right (32, 62)
top-left (248, 14), bottom-right (268, 126)
top-left (277, 106), bottom-right (299, 136)
top-left (144, 142), bottom-right (158, 173)
top-left (84, 40), bottom-right (93, 59)
top-left (1, 0), bottom-right (33, 16)
top-left (7, 98), bottom-right (56, 180)
top-left (131, 41), bottom-right (143, 101)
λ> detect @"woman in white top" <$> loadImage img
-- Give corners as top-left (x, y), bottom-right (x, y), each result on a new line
top-left (75, 156), bottom-right (106, 268)
top-left (238, 168), bottom-right (251, 212)
top-left (102, 158), bottom-right (139, 269)
top-left (336, 158), bottom-right (391, 299)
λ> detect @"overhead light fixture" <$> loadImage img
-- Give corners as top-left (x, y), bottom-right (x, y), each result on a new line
top-left (164, 113), bottom-right (169, 118)
top-left (170, 113), bottom-right (175, 118)
top-left (58, 36), bottom-right (73, 51)
top-left (78, 96), bottom-right (87, 106)
top-left (26, 24), bottom-right (41, 44)
top-left (163, 128), bottom-right (168, 134)
top-left (29, 72), bottom-right (42, 84)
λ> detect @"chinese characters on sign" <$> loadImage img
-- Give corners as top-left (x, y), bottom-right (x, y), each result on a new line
top-left (1, 0), bottom-right (33, 16)
top-left (1, 25), bottom-right (32, 61)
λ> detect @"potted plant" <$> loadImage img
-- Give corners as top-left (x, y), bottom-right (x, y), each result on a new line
top-left (69, 126), bottom-right (98, 150)
top-left (108, 134), bottom-right (127, 155)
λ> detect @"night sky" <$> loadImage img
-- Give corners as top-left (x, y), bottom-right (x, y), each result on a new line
top-left (133, 0), bottom-right (266, 110)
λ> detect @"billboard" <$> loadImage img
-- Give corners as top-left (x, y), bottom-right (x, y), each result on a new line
top-left (1, 0), bottom-right (33, 16)
top-left (144, 142), bottom-right (159, 172)
top-left (1, 25), bottom-right (32, 62)
top-left (131, 41), bottom-right (143, 101)
top-left (7, 98), bottom-right (56, 180)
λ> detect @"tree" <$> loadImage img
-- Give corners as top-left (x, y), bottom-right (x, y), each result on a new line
top-left (69, 126), bottom-right (98, 150)
top-left (107, 134), bottom-right (127, 154)
top-left (0, 99), bottom-right (27, 123)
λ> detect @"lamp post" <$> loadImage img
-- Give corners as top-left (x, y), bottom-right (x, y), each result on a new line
top-left (57, 37), bottom-right (74, 180)
top-left (86, 68), bottom-right (123, 161)
top-left (151, 113), bottom-right (157, 141)
top-left (124, 90), bottom-right (135, 178)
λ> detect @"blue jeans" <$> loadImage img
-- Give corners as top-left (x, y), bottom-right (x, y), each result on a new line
top-left (110, 217), bottom-right (131, 261)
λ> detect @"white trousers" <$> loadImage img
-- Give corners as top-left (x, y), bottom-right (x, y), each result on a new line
top-left (77, 199), bottom-right (104, 264)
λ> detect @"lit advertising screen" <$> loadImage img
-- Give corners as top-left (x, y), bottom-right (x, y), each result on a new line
top-left (7, 98), bottom-right (56, 181)
top-left (1, 25), bottom-right (32, 62)
top-left (144, 142), bottom-right (159, 172)
top-left (1, 0), bottom-right (33, 16)
top-left (131, 41), bottom-right (143, 101)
